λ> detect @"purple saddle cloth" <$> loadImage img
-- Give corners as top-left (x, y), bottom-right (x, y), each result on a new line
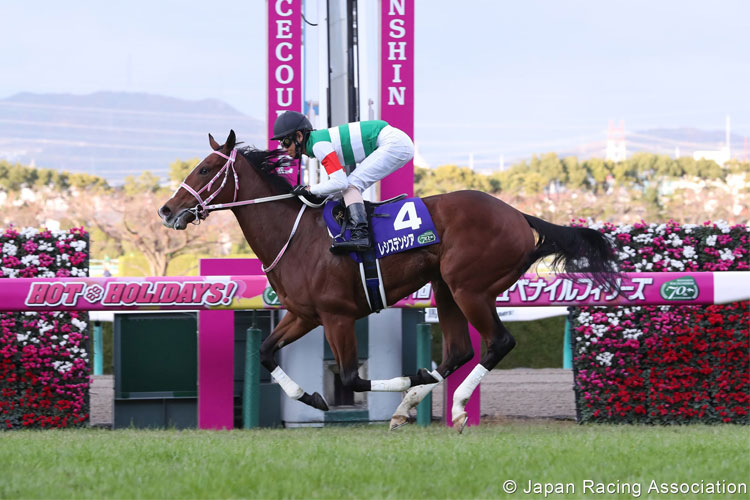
top-left (322, 197), bottom-right (440, 262)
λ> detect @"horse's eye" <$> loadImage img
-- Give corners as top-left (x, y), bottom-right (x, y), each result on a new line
top-left (199, 167), bottom-right (209, 175)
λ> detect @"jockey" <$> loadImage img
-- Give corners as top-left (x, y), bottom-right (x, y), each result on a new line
top-left (272, 111), bottom-right (414, 254)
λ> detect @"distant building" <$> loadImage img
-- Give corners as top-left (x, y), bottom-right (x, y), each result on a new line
top-left (693, 147), bottom-right (730, 167)
top-left (694, 115), bottom-right (733, 166)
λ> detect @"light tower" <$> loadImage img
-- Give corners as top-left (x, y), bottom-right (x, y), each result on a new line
top-left (605, 120), bottom-right (626, 162)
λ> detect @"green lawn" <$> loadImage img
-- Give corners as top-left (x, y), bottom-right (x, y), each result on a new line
top-left (1, 422), bottom-right (748, 499)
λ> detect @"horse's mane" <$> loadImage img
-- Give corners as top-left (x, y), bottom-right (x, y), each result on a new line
top-left (236, 146), bottom-right (295, 194)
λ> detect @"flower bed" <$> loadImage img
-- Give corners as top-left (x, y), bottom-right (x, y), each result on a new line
top-left (571, 221), bottom-right (749, 424)
top-left (1, 226), bottom-right (90, 429)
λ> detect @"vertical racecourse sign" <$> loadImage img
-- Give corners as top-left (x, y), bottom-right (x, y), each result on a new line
top-left (380, 0), bottom-right (414, 199)
top-left (268, 0), bottom-right (302, 184)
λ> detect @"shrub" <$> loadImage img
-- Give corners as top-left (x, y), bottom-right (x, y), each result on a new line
top-left (571, 221), bottom-right (749, 424)
top-left (1, 226), bottom-right (90, 429)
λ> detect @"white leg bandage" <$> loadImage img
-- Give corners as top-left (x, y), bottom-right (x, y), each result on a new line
top-left (271, 366), bottom-right (304, 400)
top-left (392, 370), bottom-right (443, 418)
top-left (371, 377), bottom-right (411, 392)
top-left (451, 364), bottom-right (488, 421)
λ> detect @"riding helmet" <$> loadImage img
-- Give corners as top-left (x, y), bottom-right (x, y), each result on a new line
top-left (271, 111), bottom-right (313, 140)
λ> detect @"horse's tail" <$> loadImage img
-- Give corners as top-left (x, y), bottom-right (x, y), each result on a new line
top-left (521, 214), bottom-right (620, 290)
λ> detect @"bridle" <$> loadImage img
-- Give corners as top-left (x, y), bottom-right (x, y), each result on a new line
top-left (178, 149), bottom-right (296, 223)
top-left (176, 148), bottom-right (326, 272)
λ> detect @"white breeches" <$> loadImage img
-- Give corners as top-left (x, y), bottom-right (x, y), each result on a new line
top-left (347, 126), bottom-right (414, 193)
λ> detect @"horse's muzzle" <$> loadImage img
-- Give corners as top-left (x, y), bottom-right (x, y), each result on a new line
top-left (158, 205), bottom-right (194, 230)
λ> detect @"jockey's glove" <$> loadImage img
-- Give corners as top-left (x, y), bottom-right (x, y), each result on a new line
top-left (291, 185), bottom-right (327, 205)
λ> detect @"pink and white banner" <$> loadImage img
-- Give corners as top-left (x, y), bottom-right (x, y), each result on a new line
top-left (1, 273), bottom-right (746, 312)
top-left (393, 272), bottom-right (744, 308)
top-left (379, 0), bottom-right (414, 200)
top-left (267, 0), bottom-right (302, 184)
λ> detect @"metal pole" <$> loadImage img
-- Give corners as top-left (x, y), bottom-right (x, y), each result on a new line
top-left (416, 322), bottom-right (432, 426)
top-left (563, 319), bottom-right (573, 370)
top-left (93, 321), bottom-right (103, 375)
top-left (243, 327), bottom-right (262, 429)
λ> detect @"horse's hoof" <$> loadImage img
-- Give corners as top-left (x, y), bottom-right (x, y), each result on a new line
top-left (310, 392), bottom-right (329, 411)
top-left (452, 412), bottom-right (468, 434)
top-left (389, 415), bottom-right (409, 431)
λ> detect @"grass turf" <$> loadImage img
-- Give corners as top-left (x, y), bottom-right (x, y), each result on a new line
top-left (1, 422), bottom-right (748, 499)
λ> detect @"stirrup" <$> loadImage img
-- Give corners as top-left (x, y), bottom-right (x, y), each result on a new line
top-left (330, 237), bottom-right (371, 254)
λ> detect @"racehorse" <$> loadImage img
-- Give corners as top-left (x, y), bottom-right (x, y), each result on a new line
top-left (158, 130), bottom-right (618, 431)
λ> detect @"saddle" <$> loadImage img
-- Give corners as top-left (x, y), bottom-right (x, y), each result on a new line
top-left (329, 194), bottom-right (407, 239)
top-left (322, 195), bottom-right (441, 313)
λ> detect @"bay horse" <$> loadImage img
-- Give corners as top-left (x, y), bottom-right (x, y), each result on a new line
top-left (158, 130), bottom-right (618, 431)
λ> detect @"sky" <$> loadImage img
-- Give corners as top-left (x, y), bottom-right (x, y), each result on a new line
top-left (1, 0), bottom-right (749, 169)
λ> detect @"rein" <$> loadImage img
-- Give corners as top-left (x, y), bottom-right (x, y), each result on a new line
top-left (178, 148), bottom-right (328, 272)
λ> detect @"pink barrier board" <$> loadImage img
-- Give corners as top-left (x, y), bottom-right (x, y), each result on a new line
top-left (0, 272), bottom-right (730, 312)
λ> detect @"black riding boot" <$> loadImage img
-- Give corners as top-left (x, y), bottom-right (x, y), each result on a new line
top-left (331, 202), bottom-right (371, 254)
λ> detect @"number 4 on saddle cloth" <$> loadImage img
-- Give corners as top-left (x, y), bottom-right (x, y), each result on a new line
top-left (322, 196), bottom-right (441, 312)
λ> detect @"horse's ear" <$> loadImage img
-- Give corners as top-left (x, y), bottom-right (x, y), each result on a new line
top-left (226, 130), bottom-right (236, 151)
top-left (209, 133), bottom-right (221, 150)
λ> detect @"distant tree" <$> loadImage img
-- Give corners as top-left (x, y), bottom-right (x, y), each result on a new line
top-left (123, 171), bottom-right (163, 196)
top-left (71, 189), bottom-right (227, 276)
top-left (563, 157), bottom-right (587, 190)
top-left (582, 158), bottom-right (607, 192)
top-left (414, 164), bottom-right (490, 196)
top-left (169, 158), bottom-right (200, 184)
top-left (69, 172), bottom-right (110, 191)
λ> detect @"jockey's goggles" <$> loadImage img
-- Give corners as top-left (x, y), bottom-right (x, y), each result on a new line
top-left (280, 135), bottom-right (295, 148)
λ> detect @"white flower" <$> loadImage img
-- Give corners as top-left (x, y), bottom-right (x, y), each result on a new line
top-left (71, 318), bottom-right (88, 331)
top-left (623, 328), bottom-right (642, 340)
top-left (38, 242), bottom-right (54, 252)
top-left (2, 267), bottom-right (18, 278)
top-left (706, 235), bottom-right (717, 247)
top-left (634, 233), bottom-right (653, 244)
top-left (683, 246), bottom-right (696, 259)
top-left (70, 240), bottom-right (87, 251)
top-left (669, 235), bottom-right (683, 247)
top-left (20, 227), bottom-right (38, 238)
top-left (38, 321), bottom-right (54, 335)
top-left (596, 351), bottom-right (614, 366)
top-left (21, 255), bottom-right (40, 266)
top-left (719, 248), bottom-right (735, 261)
top-left (70, 267), bottom-right (87, 277)
top-left (683, 224), bottom-right (697, 234)
top-left (2, 242), bottom-right (18, 256)
top-left (716, 221), bottom-right (731, 233)
top-left (52, 360), bottom-right (73, 373)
